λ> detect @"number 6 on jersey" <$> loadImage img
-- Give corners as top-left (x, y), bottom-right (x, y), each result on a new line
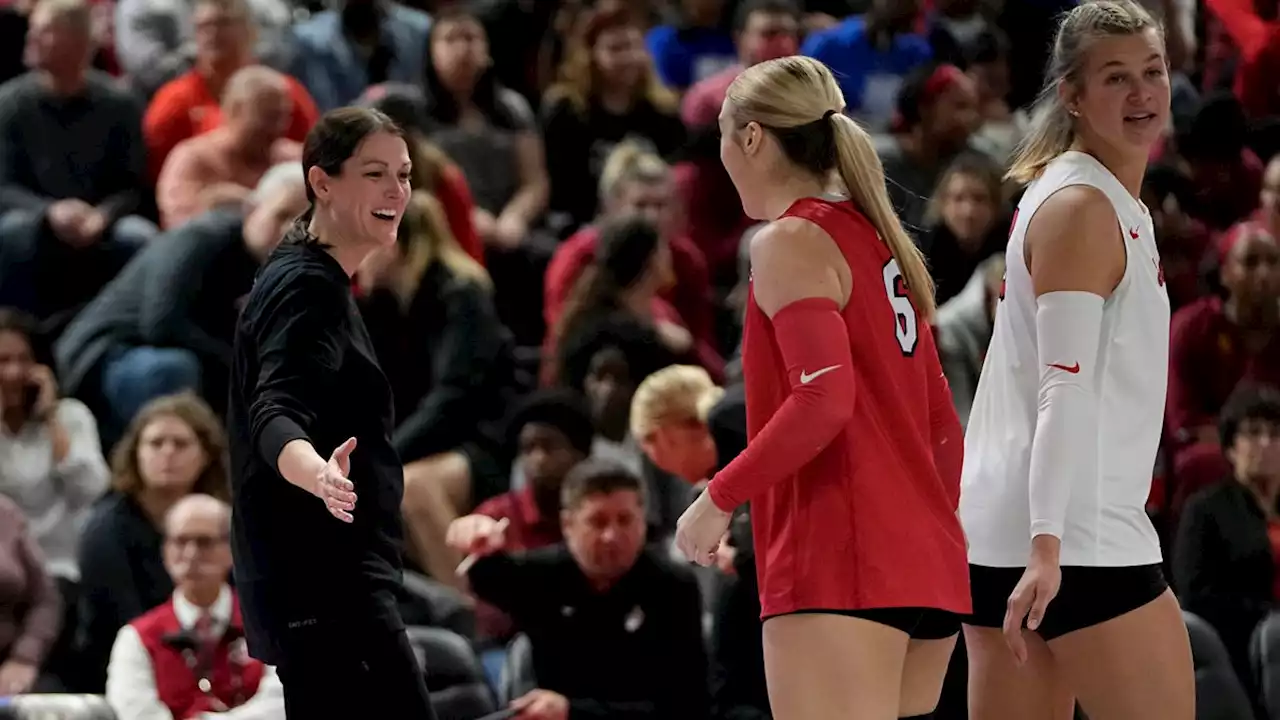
top-left (882, 258), bottom-right (918, 355)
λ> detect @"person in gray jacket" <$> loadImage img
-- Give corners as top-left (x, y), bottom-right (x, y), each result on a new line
top-left (934, 252), bottom-right (1004, 430)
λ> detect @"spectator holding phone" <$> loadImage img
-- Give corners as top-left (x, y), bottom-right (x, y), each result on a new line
top-left (0, 307), bottom-right (110, 584)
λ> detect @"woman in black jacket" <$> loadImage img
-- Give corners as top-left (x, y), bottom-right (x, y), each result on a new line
top-left (358, 189), bottom-right (521, 584)
top-left (1174, 384), bottom-right (1280, 696)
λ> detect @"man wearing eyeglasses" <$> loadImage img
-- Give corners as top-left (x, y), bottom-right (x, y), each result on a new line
top-left (105, 494), bottom-right (284, 719)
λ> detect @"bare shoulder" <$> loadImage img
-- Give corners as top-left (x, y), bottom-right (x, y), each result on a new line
top-left (748, 216), bottom-right (847, 316)
top-left (1024, 184), bottom-right (1126, 297)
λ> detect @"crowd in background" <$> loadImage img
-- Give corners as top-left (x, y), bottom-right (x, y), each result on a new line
top-left (0, 0), bottom-right (1277, 717)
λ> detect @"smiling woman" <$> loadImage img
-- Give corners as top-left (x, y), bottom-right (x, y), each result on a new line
top-left (225, 107), bottom-right (438, 718)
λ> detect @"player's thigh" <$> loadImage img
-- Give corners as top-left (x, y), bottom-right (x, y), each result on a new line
top-left (965, 625), bottom-right (1075, 720)
top-left (899, 634), bottom-right (957, 717)
top-left (1049, 589), bottom-right (1194, 720)
top-left (763, 611), bottom-right (909, 720)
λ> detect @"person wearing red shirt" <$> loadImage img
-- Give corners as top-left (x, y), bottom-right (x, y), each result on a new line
top-left (142, 0), bottom-right (318, 181)
top-left (675, 56), bottom-right (968, 719)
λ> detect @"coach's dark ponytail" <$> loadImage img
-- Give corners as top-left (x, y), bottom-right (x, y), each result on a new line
top-left (281, 203), bottom-right (318, 246)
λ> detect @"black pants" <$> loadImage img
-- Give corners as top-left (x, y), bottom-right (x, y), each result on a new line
top-left (276, 625), bottom-right (436, 719)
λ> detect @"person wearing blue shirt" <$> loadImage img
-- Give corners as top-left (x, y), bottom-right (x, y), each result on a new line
top-left (799, 0), bottom-right (931, 131)
top-left (646, 0), bottom-right (738, 90)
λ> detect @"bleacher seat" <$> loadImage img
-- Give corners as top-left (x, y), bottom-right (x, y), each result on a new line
top-left (1183, 610), bottom-right (1255, 720)
top-left (497, 632), bottom-right (536, 706)
top-left (0, 694), bottom-right (116, 720)
top-left (1252, 610), bottom-right (1280, 719)
top-left (405, 625), bottom-right (497, 719)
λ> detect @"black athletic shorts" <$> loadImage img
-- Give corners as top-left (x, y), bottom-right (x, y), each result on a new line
top-left (770, 607), bottom-right (962, 640)
top-left (966, 563), bottom-right (1168, 641)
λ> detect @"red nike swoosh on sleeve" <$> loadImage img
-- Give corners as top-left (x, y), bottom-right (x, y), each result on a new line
top-left (1047, 362), bottom-right (1080, 373)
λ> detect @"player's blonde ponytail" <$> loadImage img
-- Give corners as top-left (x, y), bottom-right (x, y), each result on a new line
top-left (829, 113), bottom-right (935, 317)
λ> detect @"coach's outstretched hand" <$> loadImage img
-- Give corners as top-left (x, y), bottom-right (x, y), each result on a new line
top-left (1002, 539), bottom-right (1062, 664)
top-left (316, 437), bottom-right (358, 523)
top-left (676, 489), bottom-right (732, 567)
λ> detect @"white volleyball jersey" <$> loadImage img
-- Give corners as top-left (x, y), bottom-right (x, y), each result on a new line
top-left (959, 151), bottom-right (1169, 568)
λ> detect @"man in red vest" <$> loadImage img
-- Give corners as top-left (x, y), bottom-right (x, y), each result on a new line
top-left (105, 494), bottom-right (284, 719)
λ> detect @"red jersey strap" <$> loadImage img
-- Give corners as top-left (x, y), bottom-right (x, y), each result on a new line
top-left (707, 298), bottom-right (856, 511)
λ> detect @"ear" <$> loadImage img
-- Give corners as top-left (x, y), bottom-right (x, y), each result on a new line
top-left (736, 121), bottom-right (764, 158)
top-left (559, 508), bottom-right (572, 532)
top-left (306, 165), bottom-right (332, 203)
top-left (1057, 81), bottom-right (1080, 118)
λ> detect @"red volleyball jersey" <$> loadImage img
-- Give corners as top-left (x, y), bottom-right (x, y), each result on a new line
top-left (738, 197), bottom-right (970, 618)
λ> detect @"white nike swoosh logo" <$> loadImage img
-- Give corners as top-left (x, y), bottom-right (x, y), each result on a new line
top-left (799, 365), bottom-right (841, 384)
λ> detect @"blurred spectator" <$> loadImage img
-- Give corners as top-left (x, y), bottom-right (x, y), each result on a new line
top-left (155, 66), bottom-right (302, 229)
top-left (923, 0), bottom-right (992, 68)
top-left (1204, 0), bottom-right (1280, 120)
top-left (1261, 153), bottom-right (1280, 236)
top-left (452, 389), bottom-right (593, 636)
top-left (76, 392), bottom-right (229, 692)
top-left (141, 0), bottom-right (316, 182)
top-left (800, 0), bottom-right (931, 131)
top-left (934, 253), bottom-right (1004, 430)
top-left (546, 143), bottom-right (715, 361)
top-left (0, 495), bottom-right (61, 696)
top-left (472, 0), bottom-right (572, 103)
top-left (288, 0), bottom-right (430, 112)
top-left (1174, 384), bottom-right (1280, 701)
top-left (358, 82), bottom-right (483, 263)
top-left (0, 308), bottom-right (108, 582)
top-left (922, 153), bottom-right (1008, 304)
top-left (55, 165), bottom-right (305, 446)
top-left (1143, 164), bottom-right (1213, 311)
top-left (545, 216), bottom-right (692, 387)
top-left (425, 5), bottom-right (549, 249)
top-left (359, 191), bottom-right (520, 584)
top-left (542, 4), bottom-right (684, 230)
top-left (114, 0), bottom-right (292, 97)
top-left (964, 28), bottom-right (1028, 163)
top-left (451, 459), bottom-right (710, 719)
top-left (1176, 93), bottom-right (1264, 231)
top-left (423, 4), bottom-right (551, 345)
top-left (1168, 221), bottom-right (1280, 512)
top-left (106, 494), bottom-right (283, 720)
top-left (645, 0), bottom-right (736, 91)
top-left (0, 0), bottom-right (154, 336)
top-left (629, 369), bottom-right (767, 720)
top-left (874, 61), bottom-right (982, 237)
top-left (679, 0), bottom-right (801, 129)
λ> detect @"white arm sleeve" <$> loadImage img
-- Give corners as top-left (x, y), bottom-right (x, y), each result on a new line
top-left (1028, 290), bottom-right (1105, 541)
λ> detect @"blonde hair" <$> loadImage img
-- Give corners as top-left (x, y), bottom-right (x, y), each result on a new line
top-left (598, 140), bottom-right (670, 203)
top-left (726, 55), bottom-right (935, 316)
top-left (1006, 0), bottom-right (1162, 184)
top-left (629, 365), bottom-right (725, 440)
top-left (392, 190), bottom-right (490, 305)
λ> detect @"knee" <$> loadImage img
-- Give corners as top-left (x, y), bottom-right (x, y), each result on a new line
top-left (104, 347), bottom-right (202, 403)
top-left (402, 453), bottom-right (471, 512)
top-left (108, 215), bottom-right (159, 248)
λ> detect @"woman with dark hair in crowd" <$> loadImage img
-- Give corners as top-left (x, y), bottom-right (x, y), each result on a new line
top-left (76, 392), bottom-right (228, 692)
top-left (357, 190), bottom-right (520, 586)
top-left (541, 1), bottom-right (684, 229)
top-left (546, 215), bottom-right (710, 388)
top-left (226, 107), bottom-right (436, 716)
top-left (922, 153), bottom-right (1011, 305)
top-left (422, 4), bottom-right (552, 344)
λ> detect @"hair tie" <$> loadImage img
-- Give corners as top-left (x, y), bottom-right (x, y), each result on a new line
top-left (823, 109), bottom-right (837, 121)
